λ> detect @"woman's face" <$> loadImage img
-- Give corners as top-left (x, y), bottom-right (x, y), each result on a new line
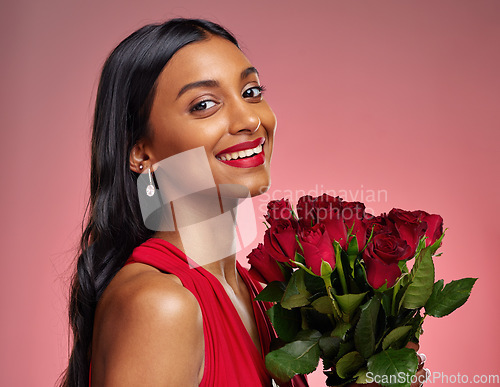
top-left (137, 35), bottom-right (276, 197)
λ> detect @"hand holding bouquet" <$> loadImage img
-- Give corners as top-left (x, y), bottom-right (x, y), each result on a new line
top-left (248, 195), bottom-right (476, 387)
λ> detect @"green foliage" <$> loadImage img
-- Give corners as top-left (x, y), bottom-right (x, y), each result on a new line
top-left (367, 348), bottom-right (419, 387)
top-left (402, 247), bottom-right (435, 309)
top-left (266, 304), bottom-right (301, 342)
top-left (311, 296), bottom-right (335, 314)
top-left (319, 335), bottom-right (341, 359)
top-left (382, 326), bottom-right (412, 350)
top-left (254, 281), bottom-right (285, 302)
top-left (347, 236), bottom-right (359, 274)
top-left (331, 321), bottom-right (352, 340)
top-left (334, 292), bottom-right (368, 317)
top-left (281, 269), bottom-right (311, 309)
top-left (336, 351), bottom-right (365, 379)
top-left (254, 214), bottom-right (474, 386)
top-left (355, 296), bottom-right (381, 358)
top-left (265, 339), bottom-right (321, 382)
top-left (425, 278), bottom-right (477, 317)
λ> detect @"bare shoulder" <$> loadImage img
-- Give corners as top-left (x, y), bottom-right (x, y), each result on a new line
top-left (92, 263), bottom-right (204, 386)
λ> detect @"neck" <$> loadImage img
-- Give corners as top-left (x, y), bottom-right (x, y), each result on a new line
top-left (153, 190), bottom-right (243, 288)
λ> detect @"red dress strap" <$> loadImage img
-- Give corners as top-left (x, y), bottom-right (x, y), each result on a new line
top-left (90, 237), bottom-right (308, 386)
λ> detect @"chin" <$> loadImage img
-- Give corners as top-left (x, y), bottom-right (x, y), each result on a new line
top-left (249, 180), bottom-right (271, 197)
top-left (214, 173), bottom-right (271, 198)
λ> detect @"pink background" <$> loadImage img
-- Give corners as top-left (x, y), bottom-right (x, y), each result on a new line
top-left (1, 0), bottom-right (499, 385)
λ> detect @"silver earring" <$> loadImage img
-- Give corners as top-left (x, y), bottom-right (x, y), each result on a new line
top-left (139, 164), bottom-right (143, 170)
top-left (146, 167), bottom-right (155, 197)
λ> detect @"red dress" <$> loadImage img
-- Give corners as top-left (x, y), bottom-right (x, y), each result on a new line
top-left (124, 237), bottom-right (308, 387)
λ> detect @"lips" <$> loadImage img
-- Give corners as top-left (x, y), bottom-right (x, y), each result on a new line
top-left (215, 137), bottom-right (266, 168)
top-left (215, 137), bottom-right (265, 157)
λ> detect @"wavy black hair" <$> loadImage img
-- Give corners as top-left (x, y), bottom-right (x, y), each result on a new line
top-left (60, 18), bottom-right (238, 387)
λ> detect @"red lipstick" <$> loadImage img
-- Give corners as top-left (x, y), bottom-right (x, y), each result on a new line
top-left (215, 137), bottom-right (265, 157)
top-left (215, 137), bottom-right (266, 168)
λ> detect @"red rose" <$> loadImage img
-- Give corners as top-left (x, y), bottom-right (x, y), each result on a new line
top-left (248, 243), bottom-right (286, 284)
top-left (316, 194), bottom-right (348, 249)
top-left (342, 201), bottom-right (368, 250)
top-left (316, 194), bottom-right (343, 210)
top-left (412, 210), bottom-right (444, 247)
top-left (297, 195), bottom-right (318, 227)
top-left (264, 198), bottom-right (295, 224)
top-left (299, 223), bottom-right (336, 276)
top-left (263, 218), bottom-right (298, 263)
top-left (388, 208), bottom-right (427, 258)
top-left (363, 232), bottom-right (412, 289)
top-left (365, 214), bottom-right (397, 237)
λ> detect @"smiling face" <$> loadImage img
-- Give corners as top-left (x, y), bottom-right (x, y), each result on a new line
top-left (131, 35), bottom-right (276, 197)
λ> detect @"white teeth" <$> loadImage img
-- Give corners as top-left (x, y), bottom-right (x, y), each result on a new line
top-left (217, 142), bottom-right (264, 161)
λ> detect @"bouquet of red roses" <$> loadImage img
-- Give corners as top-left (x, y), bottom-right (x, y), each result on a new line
top-left (248, 195), bottom-right (476, 387)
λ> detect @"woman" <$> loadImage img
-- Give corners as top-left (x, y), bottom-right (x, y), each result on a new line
top-left (60, 18), bottom-right (307, 387)
top-left (61, 18), bottom-right (426, 387)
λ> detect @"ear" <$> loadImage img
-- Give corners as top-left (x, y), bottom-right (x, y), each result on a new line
top-left (129, 139), bottom-right (151, 173)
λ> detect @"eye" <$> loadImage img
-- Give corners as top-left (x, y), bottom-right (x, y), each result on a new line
top-left (242, 85), bottom-right (266, 99)
top-left (190, 100), bottom-right (217, 112)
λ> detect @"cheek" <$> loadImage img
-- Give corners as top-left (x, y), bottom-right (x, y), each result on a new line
top-left (261, 103), bottom-right (277, 134)
top-left (260, 103), bottom-right (277, 151)
top-left (151, 117), bottom-right (222, 160)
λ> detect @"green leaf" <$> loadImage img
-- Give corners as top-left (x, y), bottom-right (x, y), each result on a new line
top-left (409, 313), bottom-right (425, 341)
top-left (334, 292), bottom-right (368, 317)
top-left (266, 304), bottom-right (301, 342)
top-left (367, 348), bottom-right (419, 387)
top-left (331, 321), bottom-right (352, 340)
top-left (295, 329), bottom-right (321, 341)
top-left (402, 247), bottom-right (435, 309)
top-left (354, 367), bottom-right (370, 384)
top-left (347, 236), bottom-right (359, 274)
top-left (319, 336), bottom-right (341, 359)
top-left (311, 296), bottom-right (335, 314)
top-left (255, 281), bottom-right (286, 302)
top-left (425, 279), bottom-right (444, 311)
top-left (425, 278), bottom-right (477, 317)
top-left (294, 251), bottom-right (305, 265)
top-left (336, 351), bottom-right (365, 379)
top-left (291, 260), bottom-right (317, 277)
top-left (336, 341), bottom-right (355, 361)
top-left (327, 288), bottom-right (344, 320)
top-left (301, 306), bottom-right (335, 332)
top-left (355, 296), bottom-right (381, 359)
top-left (398, 260), bottom-right (409, 275)
top-left (382, 326), bottom-right (412, 350)
top-left (321, 260), bottom-right (333, 277)
top-left (304, 272), bottom-right (326, 294)
top-left (281, 269), bottom-right (311, 309)
top-left (427, 231), bottom-right (445, 256)
top-left (265, 340), bottom-right (320, 382)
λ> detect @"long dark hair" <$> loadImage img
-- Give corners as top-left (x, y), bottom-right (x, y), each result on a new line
top-left (60, 18), bottom-right (239, 387)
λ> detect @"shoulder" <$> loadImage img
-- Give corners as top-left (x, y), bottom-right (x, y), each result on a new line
top-left (92, 264), bottom-right (204, 386)
top-left (100, 264), bottom-right (201, 321)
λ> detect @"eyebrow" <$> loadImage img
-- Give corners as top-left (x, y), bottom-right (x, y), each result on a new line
top-left (175, 67), bottom-right (260, 100)
top-left (241, 66), bottom-right (259, 80)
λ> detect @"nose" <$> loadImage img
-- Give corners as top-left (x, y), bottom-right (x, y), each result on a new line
top-left (227, 98), bottom-right (261, 135)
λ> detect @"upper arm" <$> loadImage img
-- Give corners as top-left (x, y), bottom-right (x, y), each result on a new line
top-left (91, 272), bottom-right (204, 387)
